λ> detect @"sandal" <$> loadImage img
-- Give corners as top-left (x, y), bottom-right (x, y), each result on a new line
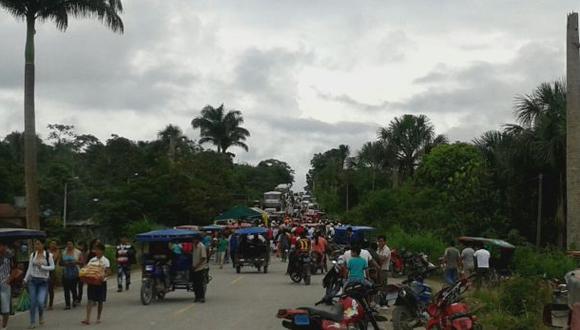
top-left (81, 320), bottom-right (90, 325)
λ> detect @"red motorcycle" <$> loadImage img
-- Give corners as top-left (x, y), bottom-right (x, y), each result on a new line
top-left (426, 276), bottom-right (480, 330)
top-left (277, 283), bottom-right (384, 329)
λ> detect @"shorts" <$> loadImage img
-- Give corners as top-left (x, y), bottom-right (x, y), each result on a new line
top-left (0, 283), bottom-right (10, 315)
top-left (87, 282), bottom-right (107, 302)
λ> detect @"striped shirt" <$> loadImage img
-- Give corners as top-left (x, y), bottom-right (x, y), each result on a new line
top-left (0, 253), bottom-right (12, 285)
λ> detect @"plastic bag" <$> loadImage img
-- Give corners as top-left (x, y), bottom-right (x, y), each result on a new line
top-left (15, 289), bottom-right (30, 312)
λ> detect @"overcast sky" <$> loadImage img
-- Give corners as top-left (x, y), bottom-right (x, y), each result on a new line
top-left (0, 1), bottom-right (577, 190)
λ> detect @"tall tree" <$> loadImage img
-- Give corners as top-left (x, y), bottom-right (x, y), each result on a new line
top-left (158, 125), bottom-right (185, 163)
top-left (0, 0), bottom-right (124, 229)
top-left (191, 104), bottom-right (250, 156)
top-left (378, 114), bottom-right (446, 182)
top-left (357, 141), bottom-right (389, 191)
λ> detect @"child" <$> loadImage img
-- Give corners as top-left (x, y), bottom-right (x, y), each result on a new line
top-left (347, 246), bottom-right (368, 286)
top-left (82, 243), bottom-right (110, 325)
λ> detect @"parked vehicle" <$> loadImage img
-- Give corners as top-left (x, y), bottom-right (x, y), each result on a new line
top-left (277, 282), bottom-right (385, 329)
top-left (264, 191), bottom-right (284, 211)
top-left (231, 227), bottom-right (270, 274)
top-left (289, 251), bottom-right (312, 285)
top-left (388, 270), bottom-right (436, 330)
top-left (135, 228), bottom-right (202, 305)
top-left (390, 249), bottom-right (433, 278)
top-left (321, 256), bottom-right (347, 305)
top-left (426, 275), bottom-right (480, 330)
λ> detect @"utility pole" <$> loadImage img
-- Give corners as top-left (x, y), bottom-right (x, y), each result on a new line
top-left (63, 182), bottom-right (68, 228)
top-left (536, 174), bottom-right (543, 247)
top-left (567, 13), bottom-right (580, 250)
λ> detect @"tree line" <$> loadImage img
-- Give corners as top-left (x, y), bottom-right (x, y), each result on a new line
top-left (0, 109), bottom-right (294, 238)
top-left (307, 81), bottom-right (569, 248)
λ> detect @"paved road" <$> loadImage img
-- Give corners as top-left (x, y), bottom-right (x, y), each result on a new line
top-left (8, 259), bottom-right (400, 329)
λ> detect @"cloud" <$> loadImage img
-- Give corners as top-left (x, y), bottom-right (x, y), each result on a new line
top-left (0, 0), bottom-right (577, 190)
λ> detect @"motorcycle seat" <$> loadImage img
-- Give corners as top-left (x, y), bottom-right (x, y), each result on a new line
top-left (303, 304), bottom-right (344, 322)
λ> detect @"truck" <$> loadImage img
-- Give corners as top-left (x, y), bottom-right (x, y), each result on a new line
top-left (263, 191), bottom-right (284, 211)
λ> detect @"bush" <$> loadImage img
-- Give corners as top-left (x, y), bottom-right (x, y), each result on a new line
top-left (124, 217), bottom-right (163, 242)
top-left (499, 276), bottom-right (550, 317)
top-left (469, 277), bottom-right (551, 330)
top-left (383, 225), bottom-right (446, 262)
top-left (513, 246), bottom-right (577, 279)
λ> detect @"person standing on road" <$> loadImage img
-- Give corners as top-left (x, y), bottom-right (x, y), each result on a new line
top-left (47, 240), bottom-right (60, 310)
top-left (311, 232), bottom-right (328, 272)
top-left (76, 241), bottom-right (87, 304)
top-left (61, 240), bottom-right (81, 309)
top-left (191, 236), bottom-right (209, 303)
top-left (82, 243), bottom-right (110, 325)
top-left (115, 237), bottom-right (134, 292)
top-left (460, 244), bottom-right (475, 278)
top-left (376, 235), bottom-right (391, 296)
top-left (0, 242), bottom-right (14, 330)
top-left (24, 239), bottom-right (55, 329)
top-left (443, 241), bottom-right (460, 285)
top-left (216, 234), bottom-right (228, 269)
top-left (474, 244), bottom-right (491, 288)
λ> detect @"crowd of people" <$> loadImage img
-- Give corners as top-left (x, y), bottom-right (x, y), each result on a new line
top-left (0, 236), bottom-right (138, 329)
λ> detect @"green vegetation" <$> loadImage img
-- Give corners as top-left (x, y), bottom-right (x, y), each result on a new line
top-left (309, 81), bottom-right (569, 248)
top-left (0, 117), bottom-right (294, 241)
top-left (468, 277), bottom-right (552, 330)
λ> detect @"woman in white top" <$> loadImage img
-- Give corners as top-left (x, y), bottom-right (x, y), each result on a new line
top-left (23, 240), bottom-right (55, 329)
top-left (82, 243), bottom-right (111, 325)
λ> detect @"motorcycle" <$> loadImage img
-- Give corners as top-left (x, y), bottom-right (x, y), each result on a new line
top-left (277, 282), bottom-right (386, 330)
top-left (321, 256), bottom-right (347, 305)
top-left (426, 276), bottom-right (480, 330)
top-left (390, 250), bottom-right (431, 278)
top-left (388, 266), bottom-right (437, 330)
top-left (289, 252), bottom-right (313, 285)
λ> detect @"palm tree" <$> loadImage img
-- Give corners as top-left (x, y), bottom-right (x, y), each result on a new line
top-left (191, 104), bottom-right (250, 155)
top-left (512, 81), bottom-right (567, 246)
top-left (1, 0), bottom-right (124, 229)
top-left (158, 125), bottom-right (186, 163)
top-left (378, 114), bottom-right (446, 182)
top-left (357, 141), bottom-right (390, 191)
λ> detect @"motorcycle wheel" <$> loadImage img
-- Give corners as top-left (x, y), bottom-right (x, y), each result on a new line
top-left (392, 306), bottom-right (416, 330)
top-left (290, 272), bottom-right (302, 283)
top-left (140, 281), bottom-right (153, 305)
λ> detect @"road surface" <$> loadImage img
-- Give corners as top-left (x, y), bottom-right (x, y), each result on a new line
top-left (9, 259), bottom-right (401, 329)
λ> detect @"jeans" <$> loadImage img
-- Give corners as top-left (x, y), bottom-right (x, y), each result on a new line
top-left (28, 277), bottom-right (48, 325)
top-left (63, 277), bottom-right (79, 307)
top-left (445, 268), bottom-right (458, 285)
top-left (117, 264), bottom-right (131, 289)
top-left (77, 281), bottom-right (84, 302)
top-left (191, 269), bottom-right (208, 299)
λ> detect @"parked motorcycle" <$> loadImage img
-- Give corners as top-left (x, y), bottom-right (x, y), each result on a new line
top-left (390, 250), bottom-right (432, 278)
top-left (277, 282), bottom-right (385, 330)
top-left (321, 256), bottom-right (347, 305)
top-left (389, 276), bottom-right (433, 330)
top-left (426, 275), bottom-right (480, 330)
top-left (289, 252), bottom-right (313, 285)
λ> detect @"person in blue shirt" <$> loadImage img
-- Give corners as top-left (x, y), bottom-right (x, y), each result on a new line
top-left (347, 245), bottom-right (368, 285)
